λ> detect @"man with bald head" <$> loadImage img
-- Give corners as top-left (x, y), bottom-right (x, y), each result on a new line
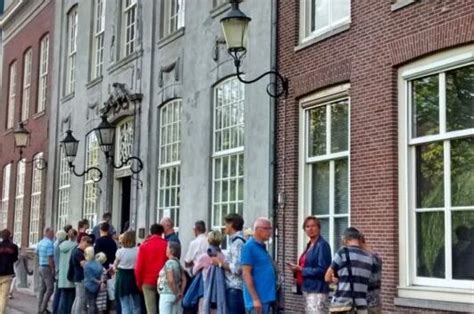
top-left (241, 218), bottom-right (276, 314)
top-left (160, 217), bottom-right (180, 244)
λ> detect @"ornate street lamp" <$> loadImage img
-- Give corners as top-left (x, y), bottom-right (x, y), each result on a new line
top-left (220, 0), bottom-right (288, 98)
top-left (60, 130), bottom-right (103, 182)
top-left (13, 122), bottom-right (47, 170)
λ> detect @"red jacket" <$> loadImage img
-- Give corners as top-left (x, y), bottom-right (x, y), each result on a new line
top-left (134, 234), bottom-right (168, 287)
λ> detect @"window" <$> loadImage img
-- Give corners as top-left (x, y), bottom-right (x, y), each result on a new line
top-left (57, 148), bottom-right (71, 229)
top-left (37, 35), bottom-right (49, 112)
top-left (398, 47), bottom-right (474, 305)
top-left (29, 153), bottom-right (43, 247)
top-left (92, 0), bottom-right (105, 79)
top-left (300, 0), bottom-right (350, 42)
top-left (83, 133), bottom-right (100, 226)
top-left (13, 160), bottom-right (25, 246)
top-left (161, 0), bottom-right (185, 38)
top-left (66, 7), bottom-right (78, 95)
top-left (21, 49), bottom-right (32, 121)
top-left (6, 61), bottom-right (17, 129)
top-left (212, 78), bottom-right (245, 230)
top-left (116, 118), bottom-right (134, 169)
top-left (0, 164), bottom-right (11, 231)
top-left (302, 94), bottom-right (350, 251)
top-left (157, 100), bottom-right (182, 230)
top-left (123, 0), bottom-right (137, 57)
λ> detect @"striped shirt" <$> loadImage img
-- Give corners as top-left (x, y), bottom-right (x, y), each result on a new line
top-left (330, 246), bottom-right (373, 309)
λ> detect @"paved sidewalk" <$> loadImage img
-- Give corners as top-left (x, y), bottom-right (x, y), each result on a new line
top-left (6, 287), bottom-right (39, 314)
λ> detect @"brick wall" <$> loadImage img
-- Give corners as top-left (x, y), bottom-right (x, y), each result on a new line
top-left (276, 0), bottom-right (474, 313)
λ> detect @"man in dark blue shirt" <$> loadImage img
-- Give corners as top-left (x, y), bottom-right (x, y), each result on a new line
top-left (94, 223), bottom-right (117, 269)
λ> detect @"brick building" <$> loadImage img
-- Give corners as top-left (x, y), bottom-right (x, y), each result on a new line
top-left (0, 0), bottom-right (54, 249)
top-left (276, 0), bottom-right (473, 313)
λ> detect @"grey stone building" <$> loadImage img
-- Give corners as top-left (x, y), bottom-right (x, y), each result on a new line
top-left (47, 0), bottom-right (276, 251)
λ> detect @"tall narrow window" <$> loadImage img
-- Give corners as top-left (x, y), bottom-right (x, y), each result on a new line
top-left (83, 133), bottom-right (100, 226)
top-left (92, 0), bottom-right (105, 79)
top-left (161, 0), bottom-right (185, 38)
top-left (6, 61), bottom-right (17, 129)
top-left (157, 100), bottom-right (182, 230)
top-left (212, 78), bottom-right (245, 231)
top-left (0, 164), bottom-right (11, 231)
top-left (37, 35), bottom-right (49, 113)
top-left (66, 7), bottom-right (78, 95)
top-left (123, 0), bottom-right (137, 57)
top-left (13, 160), bottom-right (26, 246)
top-left (304, 97), bottom-right (350, 251)
top-left (29, 153), bottom-right (43, 247)
top-left (57, 148), bottom-right (71, 229)
top-left (21, 49), bottom-right (32, 121)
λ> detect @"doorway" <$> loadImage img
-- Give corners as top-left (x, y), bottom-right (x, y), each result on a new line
top-left (120, 176), bottom-right (131, 233)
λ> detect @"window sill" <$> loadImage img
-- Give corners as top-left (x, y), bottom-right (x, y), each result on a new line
top-left (210, 3), bottom-right (230, 18)
top-left (396, 286), bottom-right (474, 310)
top-left (296, 23), bottom-right (350, 52)
top-left (32, 111), bottom-right (45, 120)
top-left (391, 0), bottom-right (417, 11)
top-left (86, 76), bottom-right (103, 89)
top-left (158, 27), bottom-right (185, 49)
top-left (395, 297), bottom-right (474, 312)
top-left (61, 93), bottom-right (75, 103)
top-left (108, 50), bottom-right (143, 74)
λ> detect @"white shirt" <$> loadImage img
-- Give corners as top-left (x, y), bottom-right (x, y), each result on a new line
top-left (184, 233), bottom-right (208, 265)
top-left (115, 247), bottom-right (138, 269)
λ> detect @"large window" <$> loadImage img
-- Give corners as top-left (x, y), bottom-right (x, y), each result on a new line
top-left (37, 35), bottom-right (49, 113)
top-left (212, 78), bottom-right (245, 230)
top-left (123, 0), bottom-right (137, 57)
top-left (161, 0), bottom-right (185, 38)
top-left (57, 148), bottom-right (71, 229)
top-left (6, 61), bottom-right (17, 129)
top-left (83, 133), bottom-right (100, 226)
top-left (92, 0), bottom-right (105, 79)
top-left (66, 7), bottom-right (78, 95)
top-left (0, 164), bottom-right (11, 231)
top-left (29, 153), bottom-right (43, 247)
top-left (13, 161), bottom-right (26, 246)
top-left (303, 95), bottom-right (350, 251)
top-left (157, 100), bottom-right (182, 229)
top-left (300, 0), bottom-right (350, 42)
top-left (21, 49), bottom-right (32, 121)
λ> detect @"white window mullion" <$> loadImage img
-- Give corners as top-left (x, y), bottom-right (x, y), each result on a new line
top-left (444, 140), bottom-right (452, 281)
top-left (439, 73), bottom-right (446, 135)
top-left (326, 104), bottom-right (332, 154)
top-left (329, 159), bottom-right (335, 249)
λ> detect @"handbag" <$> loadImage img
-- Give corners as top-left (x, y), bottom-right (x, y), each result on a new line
top-left (96, 283), bottom-right (108, 311)
top-left (182, 271), bottom-right (204, 309)
top-left (107, 276), bottom-right (116, 301)
top-left (329, 247), bottom-right (357, 313)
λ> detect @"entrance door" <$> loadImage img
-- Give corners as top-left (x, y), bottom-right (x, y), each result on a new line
top-left (120, 176), bottom-right (131, 233)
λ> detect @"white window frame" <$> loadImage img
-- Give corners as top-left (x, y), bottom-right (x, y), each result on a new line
top-left (57, 148), bottom-right (71, 229)
top-left (299, 0), bottom-right (351, 43)
top-left (162, 0), bottom-right (185, 38)
top-left (299, 84), bottom-right (351, 252)
top-left (398, 45), bottom-right (474, 304)
top-left (0, 164), bottom-right (12, 231)
top-left (211, 77), bottom-right (245, 231)
top-left (66, 7), bottom-right (78, 95)
top-left (123, 0), bottom-right (137, 57)
top-left (92, 0), bottom-right (105, 79)
top-left (21, 49), bottom-right (32, 121)
top-left (29, 153), bottom-right (43, 247)
top-left (83, 133), bottom-right (100, 226)
top-left (157, 100), bottom-right (182, 231)
top-left (13, 160), bottom-right (26, 246)
top-left (37, 35), bottom-right (49, 113)
top-left (7, 61), bottom-right (17, 129)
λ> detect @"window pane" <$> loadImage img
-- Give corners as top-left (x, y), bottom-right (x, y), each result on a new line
top-left (416, 211), bottom-right (444, 278)
top-left (416, 143), bottom-right (444, 208)
top-left (446, 65), bottom-right (474, 132)
top-left (331, 101), bottom-right (348, 153)
top-left (332, 0), bottom-right (350, 24)
top-left (334, 217), bottom-right (348, 250)
top-left (452, 210), bottom-right (474, 280)
top-left (309, 107), bottom-right (326, 156)
top-left (335, 158), bottom-right (348, 214)
top-left (412, 75), bottom-right (439, 138)
top-left (451, 137), bottom-right (474, 207)
top-left (319, 218), bottom-right (329, 244)
top-left (312, 162), bottom-right (329, 215)
top-left (313, 0), bottom-right (329, 31)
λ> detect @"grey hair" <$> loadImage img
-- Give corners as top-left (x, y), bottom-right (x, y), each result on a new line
top-left (167, 241), bottom-right (181, 259)
top-left (160, 217), bottom-right (174, 227)
top-left (253, 217), bottom-right (271, 231)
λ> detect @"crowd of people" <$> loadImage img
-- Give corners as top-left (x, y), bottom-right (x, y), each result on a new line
top-left (0, 212), bottom-right (383, 314)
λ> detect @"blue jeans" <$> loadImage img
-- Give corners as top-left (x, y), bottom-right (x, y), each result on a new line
top-left (246, 302), bottom-right (271, 314)
top-left (58, 288), bottom-right (75, 313)
top-left (52, 282), bottom-right (61, 314)
top-left (227, 288), bottom-right (245, 314)
top-left (159, 293), bottom-right (178, 314)
top-left (120, 294), bottom-right (141, 314)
